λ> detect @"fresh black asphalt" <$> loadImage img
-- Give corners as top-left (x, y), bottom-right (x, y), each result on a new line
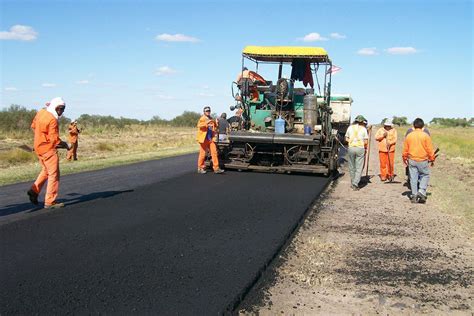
top-left (0, 154), bottom-right (329, 314)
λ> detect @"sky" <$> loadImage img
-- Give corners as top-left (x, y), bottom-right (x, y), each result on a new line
top-left (0, 0), bottom-right (472, 124)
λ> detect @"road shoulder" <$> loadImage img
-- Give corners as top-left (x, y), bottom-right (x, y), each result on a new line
top-left (240, 131), bottom-right (473, 314)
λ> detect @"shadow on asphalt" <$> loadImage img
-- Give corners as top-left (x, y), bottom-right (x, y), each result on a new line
top-left (0, 190), bottom-right (133, 217)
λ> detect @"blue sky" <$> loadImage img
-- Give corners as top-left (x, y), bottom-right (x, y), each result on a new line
top-left (1, 0), bottom-right (472, 123)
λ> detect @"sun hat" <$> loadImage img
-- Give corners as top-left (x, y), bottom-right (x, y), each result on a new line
top-left (384, 119), bottom-right (394, 126)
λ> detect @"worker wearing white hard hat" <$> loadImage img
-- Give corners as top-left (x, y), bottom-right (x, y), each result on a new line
top-left (375, 119), bottom-right (398, 181)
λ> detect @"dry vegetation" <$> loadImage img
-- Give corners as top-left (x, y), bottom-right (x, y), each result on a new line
top-left (0, 125), bottom-right (197, 185)
top-left (241, 125), bottom-right (473, 314)
top-left (429, 127), bottom-right (474, 233)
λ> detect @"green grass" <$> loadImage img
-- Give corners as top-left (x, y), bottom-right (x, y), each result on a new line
top-left (0, 148), bottom-right (36, 166)
top-left (430, 127), bottom-right (474, 163)
top-left (392, 126), bottom-right (474, 233)
top-left (96, 142), bottom-right (114, 151)
top-left (0, 126), bottom-right (198, 186)
top-left (427, 127), bottom-right (474, 234)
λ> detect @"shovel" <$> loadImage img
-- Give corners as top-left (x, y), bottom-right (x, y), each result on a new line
top-left (385, 141), bottom-right (400, 184)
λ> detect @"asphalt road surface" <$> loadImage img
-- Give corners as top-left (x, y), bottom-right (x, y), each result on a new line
top-left (0, 154), bottom-right (330, 314)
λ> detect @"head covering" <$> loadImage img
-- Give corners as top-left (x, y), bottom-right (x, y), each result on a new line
top-left (384, 119), bottom-right (394, 127)
top-left (46, 97), bottom-right (66, 120)
top-left (354, 115), bottom-right (366, 123)
top-left (203, 106), bottom-right (211, 112)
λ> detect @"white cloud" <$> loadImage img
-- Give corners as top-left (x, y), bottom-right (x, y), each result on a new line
top-left (42, 83), bottom-right (56, 87)
top-left (155, 66), bottom-right (177, 76)
top-left (298, 33), bottom-right (328, 42)
top-left (330, 32), bottom-right (346, 39)
top-left (76, 80), bottom-right (89, 85)
top-left (357, 47), bottom-right (378, 56)
top-left (386, 47), bottom-right (418, 55)
top-left (298, 32), bottom-right (328, 42)
top-left (155, 33), bottom-right (200, 43)
top-left (4, 87), bottom-right (18, 91)
top-left (0, 25), bottom-right (38, 41)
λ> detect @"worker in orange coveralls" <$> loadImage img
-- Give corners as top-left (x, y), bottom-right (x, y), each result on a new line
top-left (66, 120), bottom-right (81, 161)
top-left (27, 97), bottom-right (69, 209)
top-left (375, 119), bottom-right (398, 181)
top-left (236, 67), bottom-right (263, 102)
top-left (196, 106), bottom-right (224, 174)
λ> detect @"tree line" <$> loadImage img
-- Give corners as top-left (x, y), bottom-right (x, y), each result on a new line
top-left (1, 104), bottom-right (472, 133)
top-left (0, 104), bottom-right (202, 132)
top-left (381, 116), bottom-right (473, 127)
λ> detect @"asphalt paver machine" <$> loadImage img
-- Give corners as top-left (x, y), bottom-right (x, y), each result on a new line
top-left (217, 46), bottom-right (340, 175)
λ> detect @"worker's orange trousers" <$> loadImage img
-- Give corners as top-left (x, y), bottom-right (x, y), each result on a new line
top-left (66, 141), bottom-right (78, 160)
top-left (198, 139), bottom-right (219, 171)
top-left (379, 151), bottom-right (395, 180)
top-left (31, 149), bottom-right (60, 206)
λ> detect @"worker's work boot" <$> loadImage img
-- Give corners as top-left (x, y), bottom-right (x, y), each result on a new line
top-left (351, 184), bottom-right (359, 191)
top-left (410, 194), bottom-right (419, 204)
top-left (44, 202), bottom-right (65, 209)
top-left (214, 168), bottom-right (225, 174)
top-left (27, 189), bottom-right (39, 205)
top-left (197, 168), bottom-right (207, 174)
top-left (417, 192), bottom-right (427, 204)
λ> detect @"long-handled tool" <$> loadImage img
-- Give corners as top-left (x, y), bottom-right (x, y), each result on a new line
top-left (384, 134), bottom-right (402, 184)
top-left (386, 141), bottom-right (394, 182)
top-left (364, 126), bottom-right (372, 178)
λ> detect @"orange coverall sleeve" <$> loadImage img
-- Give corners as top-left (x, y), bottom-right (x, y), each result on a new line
top-left (197, 116), bottom-right (217, 143)
top-left (388, 129), bottom-right (398, 146)
top-left (48, 117), bottom-right (62, 147)
top-left (375, 128), bottom-right (385, 142)
top-left (197, 116), bottom-right (209, 130)
top-left (402, 135), bottom-right (410, 161)
top-left (424, 135), bottom-right (435, 161)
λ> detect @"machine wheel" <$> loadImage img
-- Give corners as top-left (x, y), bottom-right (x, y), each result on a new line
top-left (328, 143), bottom-right (339, 176)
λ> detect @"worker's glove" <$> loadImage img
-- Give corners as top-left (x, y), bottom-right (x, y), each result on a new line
top-left (56, 141), bottom-right (70, 150)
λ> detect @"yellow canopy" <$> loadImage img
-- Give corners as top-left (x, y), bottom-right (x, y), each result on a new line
top-left (242, 46), bottom-right (330, 63)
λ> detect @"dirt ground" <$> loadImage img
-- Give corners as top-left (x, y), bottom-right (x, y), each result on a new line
top-left (239, 129), bottom-right (473, 314)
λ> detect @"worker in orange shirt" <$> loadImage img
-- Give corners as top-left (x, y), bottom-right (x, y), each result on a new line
top-left (27, 97), bottom-right (69, 209)
top-left (402, 118), bottom-right (436, 204)
top-left (375, 119), bottom-right (398, 181)
top-left (66, 120), bottom-right (81, 161)
top-left (236, 67), bottom-right (263, 102)
top-left (196, 106), bottom-right (224, 174)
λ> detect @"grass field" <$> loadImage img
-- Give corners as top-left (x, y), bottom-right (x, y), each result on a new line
top-left (393, 126), bottom-right (474, 233)
top-left (428, 126), bottom-right (474, 234)
top-left (0, 125), bottom-right (198, 186)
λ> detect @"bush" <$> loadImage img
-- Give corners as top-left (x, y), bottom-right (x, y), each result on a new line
top-left (430, 117), bottom-right (473, 127)
top-left (1, 103), bottom-right (202, 133)
top-left (96, 142), bottom-right (114, 151)
top-left (381, 116), bottom-right (408, 126)
top-left (170, 111), bottom-right (201, 127)
top-left (0, 105), bottom-right (37, 132)
top-left (0, 148), bottom-right (36, 166)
